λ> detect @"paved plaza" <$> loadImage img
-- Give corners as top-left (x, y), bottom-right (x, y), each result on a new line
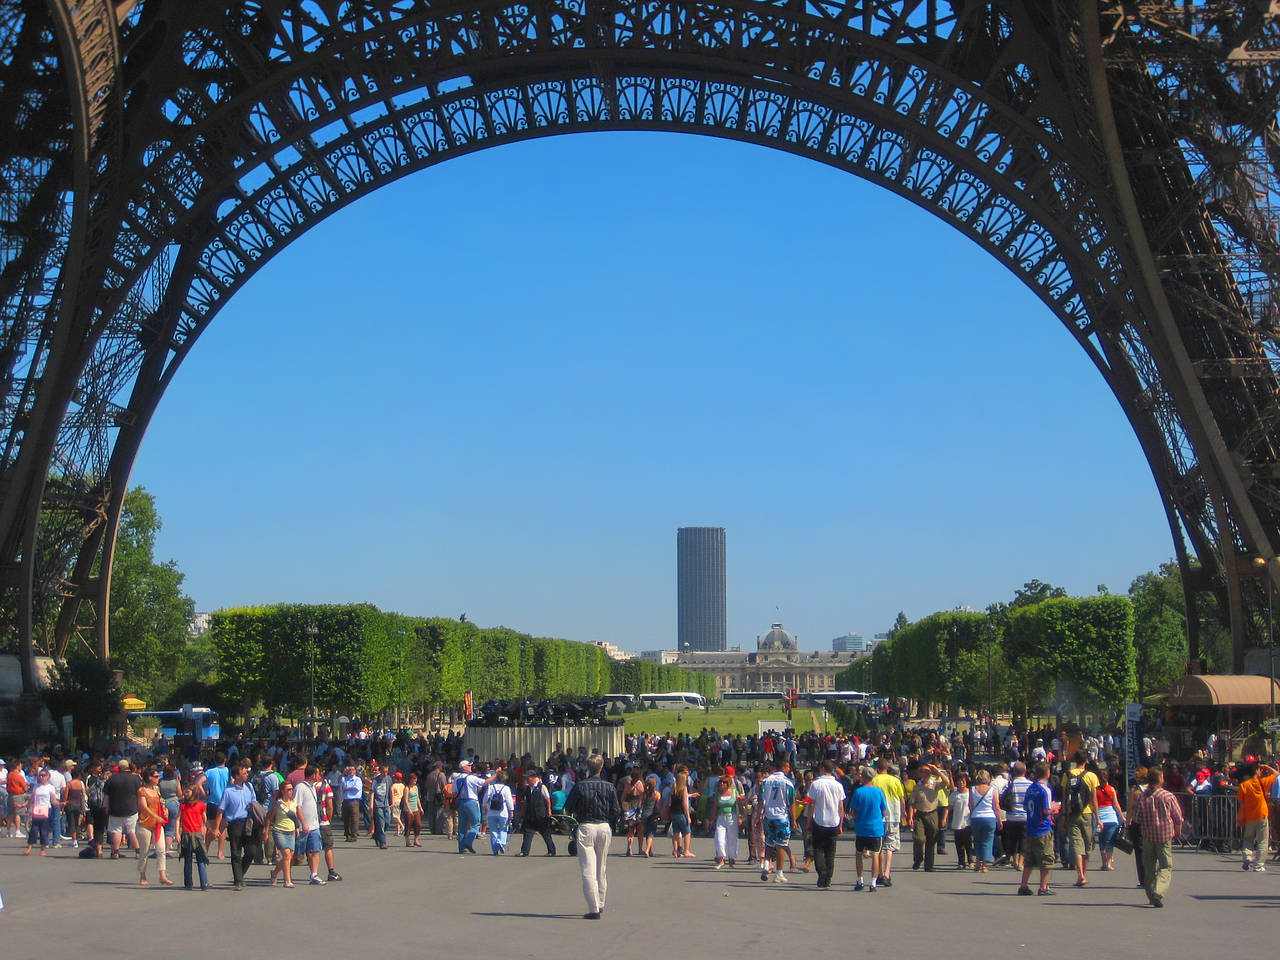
top-left (0, 831), bottom-right (1273, 956)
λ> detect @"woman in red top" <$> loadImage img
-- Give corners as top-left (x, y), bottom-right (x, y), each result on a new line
top-left (1094, 770), bottom-right (1123, 871)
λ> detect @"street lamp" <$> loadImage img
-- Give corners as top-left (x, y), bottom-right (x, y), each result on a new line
top-left (305, 623), bottom-right (318, 730)
top-left (1253, 557), bottom-right (1278, 754)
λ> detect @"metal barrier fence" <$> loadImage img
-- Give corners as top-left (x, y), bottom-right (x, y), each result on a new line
top-left (1174, 792), bottom-right (1242, 852)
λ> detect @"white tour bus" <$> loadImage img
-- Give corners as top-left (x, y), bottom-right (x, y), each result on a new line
top-left (639, 691), bottom-right (707, 710)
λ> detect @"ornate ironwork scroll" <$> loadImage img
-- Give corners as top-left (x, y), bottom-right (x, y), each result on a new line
top-left (4, 1), bottom-right (1280, 687)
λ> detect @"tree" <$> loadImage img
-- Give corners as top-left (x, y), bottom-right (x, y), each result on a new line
top-left (1129, 562), bottom-right (1187, 701)
top-left (40, 649), bottom-right (120, 740)
top-left (1011, 579), bottom-right (1068, 608)
top-left (108, 488), bottom-right (196, 702)
top-left (889, 611), bottom-right (910, 637)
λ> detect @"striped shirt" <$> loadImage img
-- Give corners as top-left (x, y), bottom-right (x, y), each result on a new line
top-left (1135, 786), bottom-right (1183, 844)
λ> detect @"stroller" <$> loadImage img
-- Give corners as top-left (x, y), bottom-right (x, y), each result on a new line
top-left (550, 811), bottom-right (580, 855)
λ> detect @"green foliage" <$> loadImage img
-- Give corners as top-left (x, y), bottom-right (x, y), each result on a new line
top-left (108, 488), bottom-right (196, 701)
top-left (40, 650), bottom-right (120, 738)
top-left (208, 605), bottom-right (710, 716)
top-left (1006, 595), bottom-right (1137, 711)
top-left (1129, 562), bottom-right (1188, 700)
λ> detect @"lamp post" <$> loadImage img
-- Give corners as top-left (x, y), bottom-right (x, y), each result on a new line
top-left (1253, 557), bottom-right (1277, 758)
top-left (305, 623), bottom-right (318, 731)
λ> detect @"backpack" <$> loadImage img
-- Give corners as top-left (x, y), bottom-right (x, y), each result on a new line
top-left (489, 790), bottom-right (505, 812)
top-left (1064, 772), bottom-right (1090, 817)
top-left (253, 771), bottom-right (273, 805)
top-left (86, 775), bottom-right (106, 810)
top-left (442, 780), bottom-right (456, 806)
top-left (999, 782), bottom-right (1014, 813)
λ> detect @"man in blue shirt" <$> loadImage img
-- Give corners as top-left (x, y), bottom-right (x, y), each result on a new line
top-left (203, 753), bottom-right (230, 860)
top-left (213, 763), bottom-right (258, 890)
top-left (1017, 761), bottom-right (1057, 896)
top-left (849, 767), bottom-right (889, 892)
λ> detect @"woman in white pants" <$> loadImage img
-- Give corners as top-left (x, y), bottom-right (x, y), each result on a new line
top-left (712, 766), bottom-right (741, 869)
top-left (136, 766), bottom-right (173, 886)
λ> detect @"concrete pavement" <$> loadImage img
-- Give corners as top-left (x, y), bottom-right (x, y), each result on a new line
top-left (0, 830), bottom-right (1272, 957)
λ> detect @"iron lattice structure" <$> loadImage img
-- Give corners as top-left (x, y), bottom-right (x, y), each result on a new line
top-left (3, 0), bottom-right (1280, 690)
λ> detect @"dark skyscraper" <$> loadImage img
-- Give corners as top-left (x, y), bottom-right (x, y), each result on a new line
top-left (677, 526), bottom-right (726, 652)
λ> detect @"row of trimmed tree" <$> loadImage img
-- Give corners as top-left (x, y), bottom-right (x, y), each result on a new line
top-left (837, 594), bottom-right (1138, 718)
top-left (209, 603), bottom-right (714, 718)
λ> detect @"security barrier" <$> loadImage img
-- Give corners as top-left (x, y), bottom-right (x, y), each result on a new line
top-left (1175, 792), bottom-right (1242, 852)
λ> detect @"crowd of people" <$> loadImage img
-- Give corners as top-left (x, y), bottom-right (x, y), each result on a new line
top-left (1, 719), bottom-right (1276, 917)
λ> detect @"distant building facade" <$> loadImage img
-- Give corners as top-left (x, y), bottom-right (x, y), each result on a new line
top-left (678, 623), bottom-right (859, 695)
top-left (677, 526), bottom-right (726, 652)
top-left (638, 649), bottom-right (681, 665)
top-left (589, 640), bottom-right (631, 661)
top-left (831, 632), bottom-right (873, 653)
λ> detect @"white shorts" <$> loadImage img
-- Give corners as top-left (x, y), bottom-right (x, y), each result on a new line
top-left (883, 819), bottom-right (901, 852)
top-left (107, 813), bottom-right (138, 836)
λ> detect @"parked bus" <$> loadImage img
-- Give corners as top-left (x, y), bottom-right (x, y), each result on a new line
top-left (125, 705), bottom-right (221, 750)
top-left (638, 691), bottom-right (707, 710)
top-left (810, 690), bottom-right (874, 707)
top-left (722, 691), bottom-right (784, 707)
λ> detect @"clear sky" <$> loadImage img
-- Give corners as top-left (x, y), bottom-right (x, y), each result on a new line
top-left (132, 131), bottom-right (1173, 653)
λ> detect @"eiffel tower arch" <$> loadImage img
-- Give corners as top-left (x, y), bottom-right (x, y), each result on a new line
top-left (3, 1), bottom-right (1280, 692)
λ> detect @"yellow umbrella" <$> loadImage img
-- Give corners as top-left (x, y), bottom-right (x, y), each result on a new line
top-left (121, 696), bottom-right (147, 712)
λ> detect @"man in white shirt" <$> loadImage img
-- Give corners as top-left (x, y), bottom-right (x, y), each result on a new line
top-left (805, 761), bottom-right (847, 889)
top-left (759, 760), bottom-right (797, 884)
top-left (294, 765), bottom-right (325, 885)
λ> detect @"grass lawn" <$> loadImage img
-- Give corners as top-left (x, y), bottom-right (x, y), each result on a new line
top-left (623, 706), bottom-right (828, 738)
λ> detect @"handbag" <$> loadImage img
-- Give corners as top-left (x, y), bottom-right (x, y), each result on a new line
top-left (1112, 829), bottom-right (1134, 855)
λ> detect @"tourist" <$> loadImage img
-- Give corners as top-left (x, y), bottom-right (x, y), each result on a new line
top-left (135, 765), bottom-right (173, 885)
top-left (1094, 769), bottom-right (1122, 871)
top-left (63, 763), bottom-right (85, 849)
top-left (483, 766), bottom-right (514, 854)
top-left (517, 768), bottom-right (556, 857)
top-left (622, 771), bottom-right (645, 855)
top-left (759, 759), bottom-right (796, 884)
top-left (668, 766), bottom-right (694, 858)
top-left (947, 769), bottom-right (972, 869)
top-left (7, 759), bottom-right (28, 840)
top-left (157, 763), bottom-right (181, 854)
top-left (178, 785), bottom-right (209, 890)
top-left (370, 763), bottom-right (393, 849)
top-left (424, 761), bottom-right (445, 835)
top-left (711, 763), bottom-right (742, 869)
top-left (639, 774), bottom-right (660, 858)
top-left (203, 753), bottom-right (229, 860)
top-left (1126, 766), bottom-right (1150, 888)
top-left (340, 762), bottom-right (362, 843)
top-left (1236, 759), bottom-right (1277, 871)
top-left (871, 759), bottom-right (904, 886)
top-left (849, 766), bottom-right (888, 892)
top-left (968, 768), bottom-right (1002, 872)
top-left (1016, 761), bottom-right (1056, 897)
top-left (390, 770), bottom-right (406, 836)
top-left (103, 758), bottom-right (142, 859)
top-left (212, 762), bottom-right (257, 890)
top-left (314, 763), bottom-right (342, 881)
top-left (1003, 761), bottom-right (1031, 871)
top-left (1060, 750), bottom-right (1099, 887)
top-left (267, 779), bottom-right (299, 887)
top-left (1135, 766), bottom-right (1184, 907)
top-left (453, 760), bottom-right (486, 854)
top-left (564, 753), bottom-right (622, 920)
top-left (22, 767), bottom-right (58, 855)
top-left (909, 763), bottom-right (950, 872)
top-left (294, 765), bottom-right (326, 885)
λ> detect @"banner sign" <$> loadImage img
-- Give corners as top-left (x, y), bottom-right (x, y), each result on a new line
top-left (1124, 702), bottom-right (1142, 788)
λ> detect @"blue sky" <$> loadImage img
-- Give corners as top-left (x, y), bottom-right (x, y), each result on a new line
top-left (133, 131), bottom-right (1172, 653)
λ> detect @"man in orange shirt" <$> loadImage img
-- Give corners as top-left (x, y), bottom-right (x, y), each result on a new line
top-left (7, 759), bottom-right (29, 839)
top-left (1237, 759), bottom-right (1277, 872)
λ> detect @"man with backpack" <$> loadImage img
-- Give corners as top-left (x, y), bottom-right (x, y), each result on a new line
top-left (253, 758), bottom-right (280, 865)
top-left (1060, 751), bottom-right (1099, 887)
top-left (517, 768), bottom-right (556, 856)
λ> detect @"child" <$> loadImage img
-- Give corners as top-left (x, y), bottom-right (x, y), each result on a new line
top-left (179, 786), bottom-right (209, 890)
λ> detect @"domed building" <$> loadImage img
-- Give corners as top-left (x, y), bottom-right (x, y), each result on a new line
top-left (675, 622), bottom-right (860, 695)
